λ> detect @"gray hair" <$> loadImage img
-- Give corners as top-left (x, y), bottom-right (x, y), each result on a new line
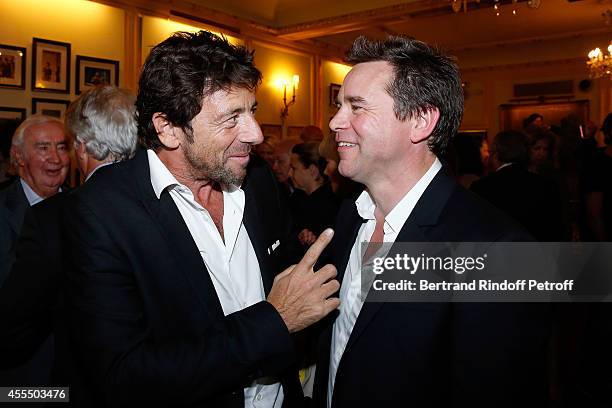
top-left (66, 85), bottom-right (138, 163)
top-left (12, 114), bottom-right (64, 149)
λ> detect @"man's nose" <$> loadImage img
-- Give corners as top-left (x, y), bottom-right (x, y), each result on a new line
top-left (242, 116), bottom-right (264, 145)
top-left (46, 147), bottom-right (61, 163)
top-left (329, 107), bottom-right (348, 133)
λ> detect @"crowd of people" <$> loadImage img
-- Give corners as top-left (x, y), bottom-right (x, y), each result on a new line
top-left (0, 29), bottom-right (610, 408)
top-left (449, 111), bottom-right (612, 243)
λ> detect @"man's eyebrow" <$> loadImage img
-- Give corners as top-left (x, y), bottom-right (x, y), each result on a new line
top-left (214, 101), bottom-right (258, 122)
top-left (347, 96), bottom-right (366, 105)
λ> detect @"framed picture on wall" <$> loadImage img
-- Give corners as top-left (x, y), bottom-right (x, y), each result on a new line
top-left (0, 107), bottom-right (26, 164)
top-left (75, 55), bottom-right (119, 94)
top-left (329, 83), bottom-right (341, 106)
top-left (32, 98), bottom-right (70, 120)
top-left (32, 37), bottom-right (71, 93)
top-left (260, 124), bottom-right (282, 142)
top-left (499, 100), bottom-right (590, 131)
top-left (0, 44), bottom-right (26, 89)
top-left (0, 106), bottom-right (26, 122)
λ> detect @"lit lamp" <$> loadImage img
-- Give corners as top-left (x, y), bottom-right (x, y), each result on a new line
top-left (587, 42), bottom-right (612, 79)
top-left (280, 74), bottom-right (299, 122)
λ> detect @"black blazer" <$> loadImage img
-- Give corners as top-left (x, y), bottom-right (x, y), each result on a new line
top-left (62, 150), bottom-right (303, 407)
top-left (0, 179), bottom-right (29, 285)
top-left (313, 167), bottom-right (551, 407)
top-left (0, 190), bottom-right (94, 406)
top-left (0, 192), bottom-right (65, 368)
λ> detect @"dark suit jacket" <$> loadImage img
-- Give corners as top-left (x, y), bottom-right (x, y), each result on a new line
top-left (313, 167), bottom-right (550, 407)
top-left (470, 163), bottom-right (563, 241)
top-left (0, 193), bottom-right (65, 368)
top-left (0, 179), bottom-right (29, 285)
top-left (0, 190), bottom-right (93, 406)
top-left (292, 183), bottom-right (340, 237)
top-left (62, 150), bottom-right (303, 407)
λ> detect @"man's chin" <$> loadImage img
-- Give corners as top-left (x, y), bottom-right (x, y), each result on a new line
top-left (219, 166), bottom-right (246, 187)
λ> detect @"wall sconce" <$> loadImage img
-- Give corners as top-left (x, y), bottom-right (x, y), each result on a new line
top-left (280, 74), bottom-right (299, 122)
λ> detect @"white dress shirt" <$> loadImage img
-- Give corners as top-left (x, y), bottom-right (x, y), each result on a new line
top-left (147, 150), bottom-right (283, 408)
top-left (327, 158), bottom-right (442, 407)
top-left (20, 178), bottom-right (45, 206)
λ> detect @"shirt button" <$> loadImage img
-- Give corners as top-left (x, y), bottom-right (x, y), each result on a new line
top-left (256, 394), bottom-right (263, 401)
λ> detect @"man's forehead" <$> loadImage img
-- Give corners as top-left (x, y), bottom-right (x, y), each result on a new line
top-left (200, 86), bottom-right (256, 117)
top-left (205, 86), bottom-right (256, 104)
top-left (25, 122), bottom-right (66, 142)
top-left (348, 61), bottom-right (392, 82)
top-left (343, 61), bottom-right (393, 98)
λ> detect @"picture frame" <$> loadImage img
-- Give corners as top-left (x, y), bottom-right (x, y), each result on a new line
top-left (32, 37), bottom-right (70, 93)
top-left (0, 44), bottom-right (26, 89)
top-left (0, 106), bottom-right (26, 122)
top-left (0, 107), bottom-right (26, 164)
top-left (499, 100), bottom-right (589, 131)
top-left (260, 124), bottom-right (282, 142)
top-left (32, 98), bottom-right (70, 120)
top-left (75, 55), bottom-right (119, 95)
top-left (329, 83), bottom-right (341, 106)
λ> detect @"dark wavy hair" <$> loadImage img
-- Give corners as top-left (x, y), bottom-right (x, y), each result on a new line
top-left (524, 126), bottom-right (555, 158)
top-left (291, 142), bottom-right (328, 181)
top-left (346, 36), bottom-right (464, 156)
top-left (136, 31), bottom-right (262, 150)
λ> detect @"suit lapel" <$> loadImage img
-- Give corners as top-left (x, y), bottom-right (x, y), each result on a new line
top-left (242, 170), bottom-right (274, 295)
top-left (333, 200), bottom-right (364, 286)
top-left (133, 150), bottom-right (225, 321)
top-left (342, 167), bottom-right (458, 354)
top-left (4, 180), bottom-right (29, 235)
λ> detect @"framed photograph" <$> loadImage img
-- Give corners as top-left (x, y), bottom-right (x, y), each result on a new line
top-left (32, 98), bottom-right (70, 120)
top-left (0, 44), bottom-right (26, 89)
top-left (287, 126), bottom-right (304, 140)
top-left (0, 106), bottom-right (26, 122)
top-left (75, 55), bottom-right (119, 94)
top-left (260, 124), bottom-right (282, 142)
top-left (499, 100), bottom-right (589, 131)
top-left (329, 83), bottom-right (341, 106)
top-left (32, 37), bottom-right (70, 93)
top-left (0, 107), bottom-right (26, 167)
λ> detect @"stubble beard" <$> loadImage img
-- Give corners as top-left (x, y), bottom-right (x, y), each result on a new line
top-left (183, 143), bottom-right (247, 187)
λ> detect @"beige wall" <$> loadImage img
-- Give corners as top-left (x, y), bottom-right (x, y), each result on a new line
top-left (252, 42), bottom-right (312, 129)
top-left (321, 60), bottom-right (352, 134)
top-left (141, 16), bottom-right (242, 65)
top-left (0, 0), bottom-right (124, 114)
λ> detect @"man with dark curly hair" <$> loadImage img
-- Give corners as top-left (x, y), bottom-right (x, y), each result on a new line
top-left (63, 31), bottom-right (339, 407)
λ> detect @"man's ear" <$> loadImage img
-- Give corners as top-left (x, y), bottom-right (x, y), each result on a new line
top-left (11, 145), bottom-right (24, 167)
top-left (409, 108), bottom-right (440, 144)
top-left (308, 164), bottom-right (319, 179)
top-left (152, 113), bottom-right (181, 149)
top-left (76, 141), bottom-right (87, 158)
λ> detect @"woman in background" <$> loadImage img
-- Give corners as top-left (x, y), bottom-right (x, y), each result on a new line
top-left (289, 142), bottom-right (339, 247)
